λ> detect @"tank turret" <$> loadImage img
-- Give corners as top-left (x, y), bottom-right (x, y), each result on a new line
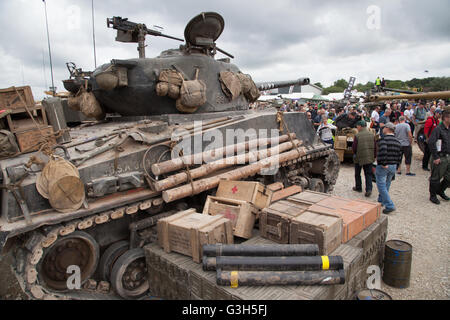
top-left (63, 12), bottom-right (310, 117)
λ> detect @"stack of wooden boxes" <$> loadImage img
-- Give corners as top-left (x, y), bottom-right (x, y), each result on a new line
top-left (0, 86), bottom-right (55, 152)
top-left (202, 180), bottom-right (273, 239)
top-left (260, 190), bottom-right (382, 254)
top-left (156, 180), bottom-right (281, 264)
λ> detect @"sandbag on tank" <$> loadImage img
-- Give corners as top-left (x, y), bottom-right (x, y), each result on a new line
top-left (156, 69), bottom-right (183, 99)
top-left (36, 156), bottom-right (85, 213)
top-left (219, 71), bottom-right (241, 100)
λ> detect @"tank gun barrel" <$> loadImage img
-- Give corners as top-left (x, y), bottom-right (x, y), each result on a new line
top-left (256, 78), bottom-right (310, 91)
top-left (367, 91), bottom-right (450, 102)
top-left (383, 87), bottom-right (418, 95)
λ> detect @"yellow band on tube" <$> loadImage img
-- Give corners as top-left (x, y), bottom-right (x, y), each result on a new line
top-left (321, 256), bottom-right (330, 270)
top-left (230, 271), bottom-right (239, 288)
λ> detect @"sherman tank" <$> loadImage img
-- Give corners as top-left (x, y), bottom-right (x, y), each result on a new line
top-left (0, 12), bottom-right (340, 300)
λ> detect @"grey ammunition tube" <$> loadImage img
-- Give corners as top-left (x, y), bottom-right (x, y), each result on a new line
top-left (203, 255), bottom-right (344, 271)
top-left (216, 269), bottom-right (346, 286)
top-left (202, 244), bottom-right (319, 257)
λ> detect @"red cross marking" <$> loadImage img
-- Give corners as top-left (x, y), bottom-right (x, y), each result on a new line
top-left (231, 186), bottom-right (238, 194)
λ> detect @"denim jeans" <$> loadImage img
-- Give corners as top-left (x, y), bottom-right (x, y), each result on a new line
top-left (376, 164), bottom-right (396, 210)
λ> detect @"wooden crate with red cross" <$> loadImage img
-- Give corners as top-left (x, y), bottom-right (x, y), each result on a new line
top-left (215, 180), bottom-right (273, 209)
top-left (203, 196), bottom-right (259, 239)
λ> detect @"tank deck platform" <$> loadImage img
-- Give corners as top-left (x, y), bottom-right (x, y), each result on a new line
top-left (143, 215), bottom-right (387, 300)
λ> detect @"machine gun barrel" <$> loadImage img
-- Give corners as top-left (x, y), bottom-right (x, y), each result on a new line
top-left (367, 91), bottom-right (450, 102)
top-left (107, 16), bottom-right (184, 42)
top-left (256, 78), bottom-right (310, 91)
top-left (145, 29), bottom-right (184, 42)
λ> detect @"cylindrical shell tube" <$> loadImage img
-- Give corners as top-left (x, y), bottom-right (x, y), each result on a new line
top-left (202, 244), bottom-right (319, 257)
top-left (203, 255), bottom-right (343, 271)
top-left (216, 269), bottom-right (345, 286)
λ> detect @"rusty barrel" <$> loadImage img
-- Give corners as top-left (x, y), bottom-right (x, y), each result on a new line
top-left (202, 244), bottom-right (319, 257)
top-left (356, 289), bottom-right (392, 300)
top-left (382, 240), bottom-right (412, 288)
top-left (217, 269), bottom-right (345, 287)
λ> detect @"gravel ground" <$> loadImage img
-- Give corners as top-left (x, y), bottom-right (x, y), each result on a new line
top-left (332, 143), bottom-right (449, 300)
top-left (0, 144), bottom-right (448, 300)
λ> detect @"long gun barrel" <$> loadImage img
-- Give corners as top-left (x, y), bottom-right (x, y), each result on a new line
top-left (382, 87), bottom-right (419, 95)
top-left (367, 90), bottom-right (450, 102)
top-left (256, 78), bottom-right (310, 91)
top-left (107, 16), bottom-right (184, 42)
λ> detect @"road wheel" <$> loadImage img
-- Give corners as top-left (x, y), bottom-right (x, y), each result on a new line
top-left (110, 248), bottom-right (149, 299)
top-left (308, 178), bottom-right (325, 193)
top-left (98, 240), bottom-right (129, 281)
top-left (38, 231), bottom-right (99, 291)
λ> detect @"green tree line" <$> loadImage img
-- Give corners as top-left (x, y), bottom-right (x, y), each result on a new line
top-left (317, 77), bottom-right (450, 95)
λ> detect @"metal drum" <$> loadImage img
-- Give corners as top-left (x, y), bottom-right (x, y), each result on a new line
top-left (382, 240), bottom-right (412, 288)
top-left (356, 289), bottom-right (393, 300)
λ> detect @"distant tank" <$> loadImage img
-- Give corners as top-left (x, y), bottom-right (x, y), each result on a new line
top-left (0, 12), bottom-right (340, 300)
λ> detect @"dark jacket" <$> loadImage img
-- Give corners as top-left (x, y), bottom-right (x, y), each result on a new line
top-left (335, 114), bottom-right (361, 130)
top-left (376, 134), bottom-right (402, 166)
top-left (353, 128), bottom-right (377, 165)
top-left (428, 122), bottom-right (450, 160)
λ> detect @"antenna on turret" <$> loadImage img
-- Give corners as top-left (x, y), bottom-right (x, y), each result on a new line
top-left (91, 0), bottom-right (97, 68)
top-left (42, 0), bottom-right (55, 94)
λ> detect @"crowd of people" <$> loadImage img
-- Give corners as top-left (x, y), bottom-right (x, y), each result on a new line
top-left (278, 97), bottom-right (449, 211)
top-left (354, 98), bottom-right (449, 209)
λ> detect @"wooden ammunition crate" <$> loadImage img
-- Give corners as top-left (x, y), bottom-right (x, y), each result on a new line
top-left (216, 180), bottom-right (273, 209)
top-left (309, 203), bottom-right (364, 243)
top-left (157, 208), bottom-right (233, 263)
top-left (290, 210), bottom-right (343, 255)
top-left (260, 200), bottom-right (309, 243)
top-left (271, 185), bottom-right (302, 203)
top-left (314, 196), bottom-right (381, 230)
top-left (0, 86), bottom-right (35, 110)
top-left (335, 136), bottom-right (347, 150)
top-left (335, 149), bottom-right (345, 162)
top-left (203, 196), bottom-right (259, 239)
top-left (15, 125), bottom-right (56, 153)
top-left (287, 190), bottom-right (331, 206)
top-left (339, 199), bottom-right (381, 228)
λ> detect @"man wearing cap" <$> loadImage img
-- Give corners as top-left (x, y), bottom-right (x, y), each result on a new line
top-left (414, 101), bottom-right (427, 124)
top-left (352, 120), bottom-right (377, 197)
top-left (422, 109), bottom-right (442, 171)
top-left (427, 110), bottom-right (450, 204)
top-left (375, 122), bottom-right (402, 214)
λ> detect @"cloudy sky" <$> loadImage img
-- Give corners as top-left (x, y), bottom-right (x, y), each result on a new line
top-left (1, 0), bottom-right (449, 100)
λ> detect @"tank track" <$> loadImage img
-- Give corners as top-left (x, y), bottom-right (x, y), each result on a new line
top-left (9, 144), bottom-right (337, 300)
top-left (10, 197), bottom-right (163, 300)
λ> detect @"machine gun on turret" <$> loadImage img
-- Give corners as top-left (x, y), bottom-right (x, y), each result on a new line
top-left (107, 16), bottom-right (184, 58)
